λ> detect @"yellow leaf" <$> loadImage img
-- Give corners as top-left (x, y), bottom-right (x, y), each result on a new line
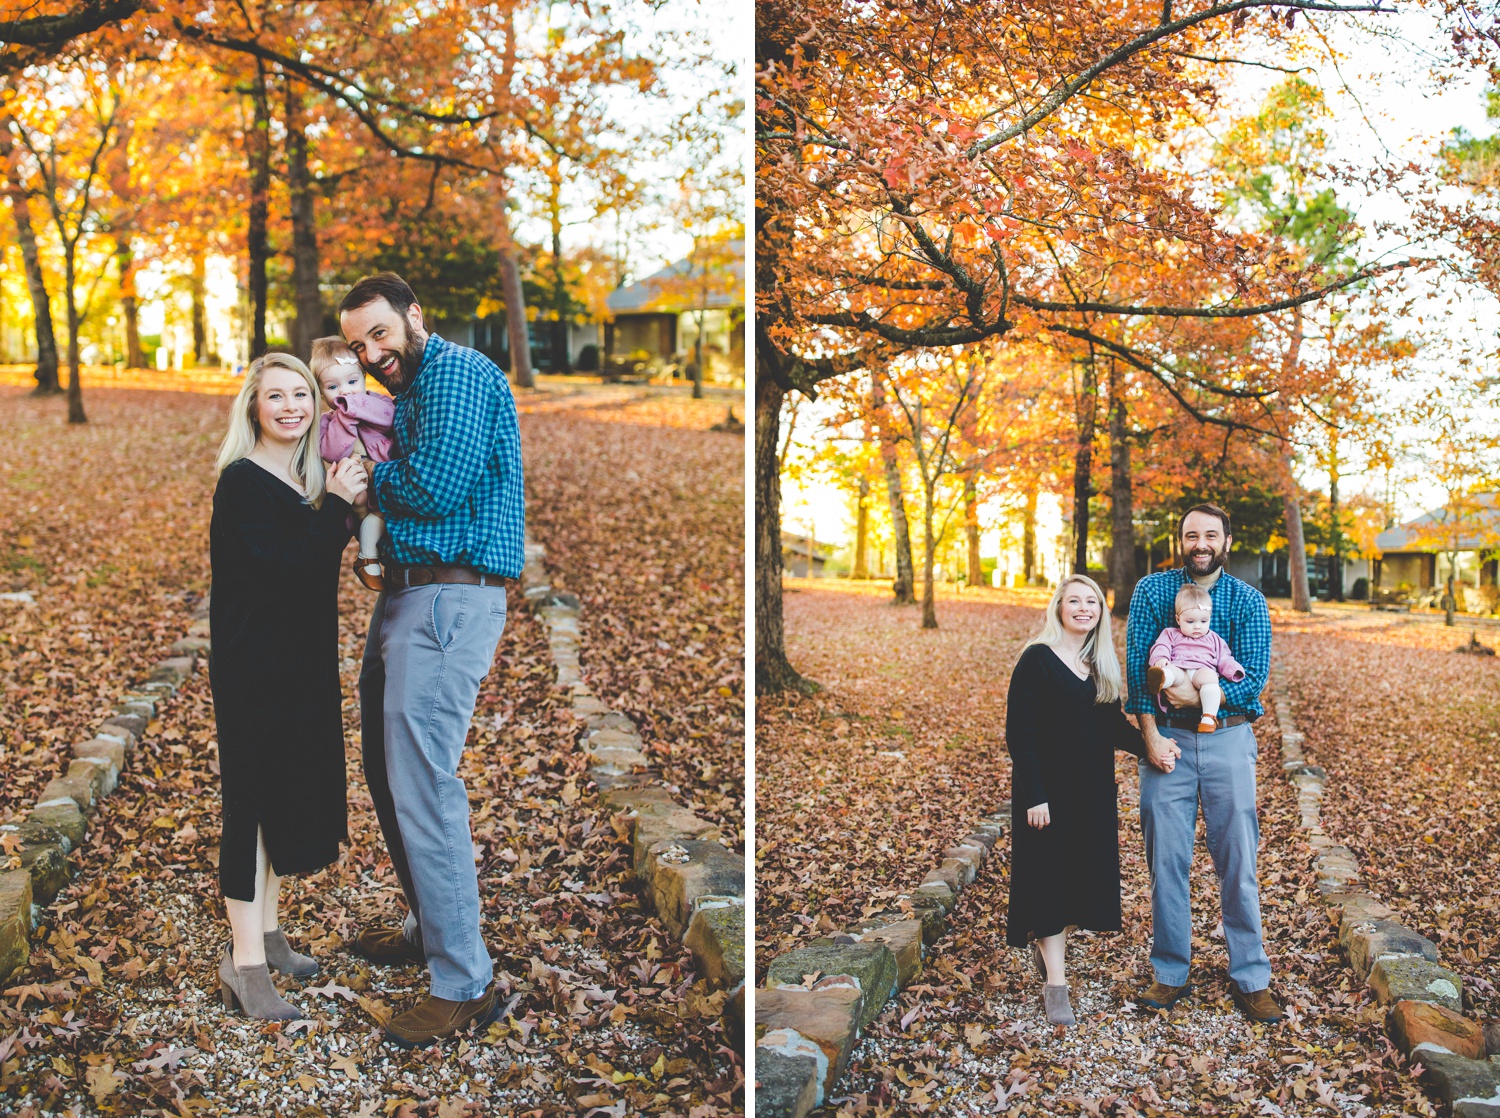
top-left (650, 1053), bottom-right (666, 1079)
top-left (84, 1061), bottom-right (123, 1104)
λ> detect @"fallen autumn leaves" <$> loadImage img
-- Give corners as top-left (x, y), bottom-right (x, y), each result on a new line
top-left (0, 384), bottom-right (744, 1116)
top-left (757, 580), bottom-right (1461, 1116)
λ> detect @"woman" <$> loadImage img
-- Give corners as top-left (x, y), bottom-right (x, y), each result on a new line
top-left (1005, 575), bottom-right (1146, 1027)
top-left (209, 352), bottom-right (367, 1019)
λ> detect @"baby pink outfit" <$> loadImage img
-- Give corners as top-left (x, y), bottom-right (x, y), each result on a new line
top-left (318, 392), bottom-right (395, 465)
top-left (1147, 627), bottom-right (1245, 712)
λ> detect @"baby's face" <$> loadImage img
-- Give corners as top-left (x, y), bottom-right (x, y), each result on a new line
top-left (319, 359), bottom-right (365, 405)
top-left (1177, 605), bottom-right (1212, 638)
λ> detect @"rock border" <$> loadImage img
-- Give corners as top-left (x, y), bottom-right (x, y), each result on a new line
top-left (0, 598), bottom-right (210, 986)
top-left (518, 534), bottom-right (746, 1050)
top-left (1271, 655), bottom-right (1500, 1117)
top-left (752, 803), bottom-right (1012, 1117)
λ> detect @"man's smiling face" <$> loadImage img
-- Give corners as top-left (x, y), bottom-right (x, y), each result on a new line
top-left (1180, 510), bottom-right (1230, 576)
top-left (340, 296), bottom-right (428, 392)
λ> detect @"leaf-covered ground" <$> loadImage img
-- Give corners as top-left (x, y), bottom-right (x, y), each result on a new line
top-left (0, 383), bottom-right (744, 1117)
top-left (758, 581), bottom-right (1446, 1116)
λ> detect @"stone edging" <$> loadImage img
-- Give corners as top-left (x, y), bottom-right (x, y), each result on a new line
top-left (753, 801), bottom-right (1012, 1117)
top-left (518, 534), bottom-right (746, 1049)
top-left (0, 601), bottom-right (209, 985)
top-left (1271, 655), bottom-right (1500, 1117)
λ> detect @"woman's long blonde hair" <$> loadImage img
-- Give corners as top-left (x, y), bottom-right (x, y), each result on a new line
top-left (1025, 573), bottom-right (1122, 703)
top-left (215, 353), bottom-right (327, 508)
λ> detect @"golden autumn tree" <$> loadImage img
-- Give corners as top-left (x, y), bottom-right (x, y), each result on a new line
top-left (753, 0), bottom-right (1453, 692)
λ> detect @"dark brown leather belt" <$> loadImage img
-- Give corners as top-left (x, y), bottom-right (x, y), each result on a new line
top-left (384, 562), bottom-right (516, 589)
top-left (1162, 713), bottom-right (1249, 731)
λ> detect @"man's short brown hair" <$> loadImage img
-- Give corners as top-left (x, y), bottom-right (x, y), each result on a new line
top-left (339, 272), bottom-right (417, 318)
top-left (1178, 503), bottom-right (1231, 540)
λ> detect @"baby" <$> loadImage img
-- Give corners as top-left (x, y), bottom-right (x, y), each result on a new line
top-left (312, 336), bottom-right (395, 592)
top-left (1146, 584), bottom-right (1246, 733)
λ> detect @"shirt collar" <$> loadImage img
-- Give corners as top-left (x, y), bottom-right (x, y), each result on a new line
top-left (1177, 564), bottom-right (1228, 591)
top-left (393, 332), bottom-right (445, 397)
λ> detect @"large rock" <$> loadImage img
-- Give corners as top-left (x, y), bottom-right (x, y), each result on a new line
top-left (37, 764), bottom-right (100, 815)
top-left (1346, 920), bottom-right (1438, 980)
top-left (914, 880), bottom-right (956, 913)
top-left (633, 811), bottom-right (722, 878)
top-left (1390, 1000), bottom-right (1485, 1059)
top-left (753, 1045), bottom-right (821, 1118)
top-left (1486, 1020), bottom-right (1500, 1057)
top-left (149, 657), bottom-right (195, 687)
top-left (767, 942), bottom-right (899, 1030)
top-left (1370, 957), bottom-right (1464, 1013)
top-left (684, 899), bottom-right (746, 989)
top-left (27, 802), bottom-right (86, 849)
top-left (724, 983), bottom-right (745, 1054)
top-left (171, 636), bottom-right (211, 657)
top-left (98, 715), bottom-right (143, 745)
top-left (962, 832), bottom-right (997, 852)
top-left (0, 821), bottom-right (69, 905)
top-left (1329, 892), bottom-right (1396, 937)
top-left (889, 894), bottom-right (947, 944)
top-left (0, 867), bottom-right (33, 985)
top-left (944, 844), bottom-right (985, 871)
top-left (647, 841), bottom-right (743, 938)
top-left (187, 618), bottom-right (211, 638)
top-left (73, 740), bottom-right (126, 791)
top-left (1413, 1048), bottom-right (1500, 1113)
top-left (755, 980), bottom-right (863, 1102)
top-left (853, 918), bottom-right (924, 988)
top-left (114, 697), bottom-right (155, 720)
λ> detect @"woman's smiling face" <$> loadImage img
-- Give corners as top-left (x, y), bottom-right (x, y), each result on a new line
top-left (255, 366), bottom-right (315, 448)
top-left (1059, 582), bottom-right (1100, 637)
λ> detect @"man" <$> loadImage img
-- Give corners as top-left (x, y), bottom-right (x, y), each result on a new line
top-left (338, 272), bottom-right (525, 1046)
top-left (1124, 504), bottom-right (1284, 1023)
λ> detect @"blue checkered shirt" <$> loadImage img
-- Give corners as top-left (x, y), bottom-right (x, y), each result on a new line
top-left (369, 333), bottom-right (526, 577)
top-left (1124, 567), bottom-right (1271, 720)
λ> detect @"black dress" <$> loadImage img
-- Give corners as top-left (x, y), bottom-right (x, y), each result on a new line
top-left (1005, 643), bottom-right (1145, 947)
top-left (208, 459), bottom-right (352, 902)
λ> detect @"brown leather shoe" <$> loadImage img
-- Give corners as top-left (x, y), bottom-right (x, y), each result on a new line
top-left (351, 924), bottom-right (424, 966)
top-left (1231, 985), bottom-right (1286, 1023)
top-left (385, 985), bottom-right (500, 1048)
top-left (1139, 980), bottom-right (1192, 1009)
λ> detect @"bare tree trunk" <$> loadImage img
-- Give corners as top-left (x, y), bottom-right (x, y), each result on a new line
top-left (1328, 448), bottom-right (1344, 602)
top-left (191, 251), bottom-right (207, 365)
top-left (247, 60), bottom-right (271, 358)
top-left (692, 304), bottom-right (705, 400)
top-left (1, 119), bottom-right (60, 394)
top-left (755, 355), bottom-right (810, 692)
top-left (921, 481), bottom-right (938, 628)
top-left (1108, 363), bottom-right (1136, 618)
top-left (883, 454), bottom-right (915, 604)
top-left (852, 474), bottom-right (870, 579)
top-left (1023, 486), bottom-right (1037, 584)
top-left (490, 186), bottom-right (534, 389)
top-left (286, 82), bottom-right (320, 362)
top-left (116, 236), bottom-right (143, 368)
top-left (873, 376), bottom-right (915, 604)
top-left (1072, 355), bottom-right (1098, 576)
top-left (547, 165), bottom-right (570, 374)
top-left (964, 473), bottom-right (983, 587)
top-left (62, 249), bottom-right (85, 423)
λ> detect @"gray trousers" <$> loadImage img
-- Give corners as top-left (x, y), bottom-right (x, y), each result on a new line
top-left (1139, 721), bottom-right (1271, 993)
top-left (360, 583), bottom-right (507, 1002)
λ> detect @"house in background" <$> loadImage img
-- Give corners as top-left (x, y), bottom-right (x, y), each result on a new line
top-left (1373, 494), bottom-right (1500, 595)
top-left (605, 241), bottom-right (744, 381)
top-left (782, 531), bottom-right (834, 578)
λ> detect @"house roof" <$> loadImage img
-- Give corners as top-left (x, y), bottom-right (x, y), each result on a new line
top-left (1375, 492), bottom-right (1500, 552)
top-left (607, 240), bottom-right (745, 315)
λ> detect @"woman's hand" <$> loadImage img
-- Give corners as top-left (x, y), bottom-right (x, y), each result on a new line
top-left (1027, 803), bottom-right (1051, 828)
top-left (1146, 732), bottom-right (1181, 773)
top-left (326, 457), bottom-right (368, 505)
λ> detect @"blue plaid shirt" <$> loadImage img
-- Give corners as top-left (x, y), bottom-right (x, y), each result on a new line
top-left (370, 333), bottom-right (525, 577)
top-left (1124, 567), bottom-right (1271, 720)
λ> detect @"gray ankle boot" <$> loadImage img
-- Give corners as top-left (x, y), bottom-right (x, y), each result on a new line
top-left (263, 928), bottom-right (319, 978)
top-left (1043, 983), bottom-right (1076, 1026)
top-left (219, 945), bottom-right (301, 1020)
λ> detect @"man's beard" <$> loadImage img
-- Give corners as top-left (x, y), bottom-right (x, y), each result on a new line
top-left (1185, 542), bottom-right (1228, 575)
top-left (363, 320), bottom-right (425, 391)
